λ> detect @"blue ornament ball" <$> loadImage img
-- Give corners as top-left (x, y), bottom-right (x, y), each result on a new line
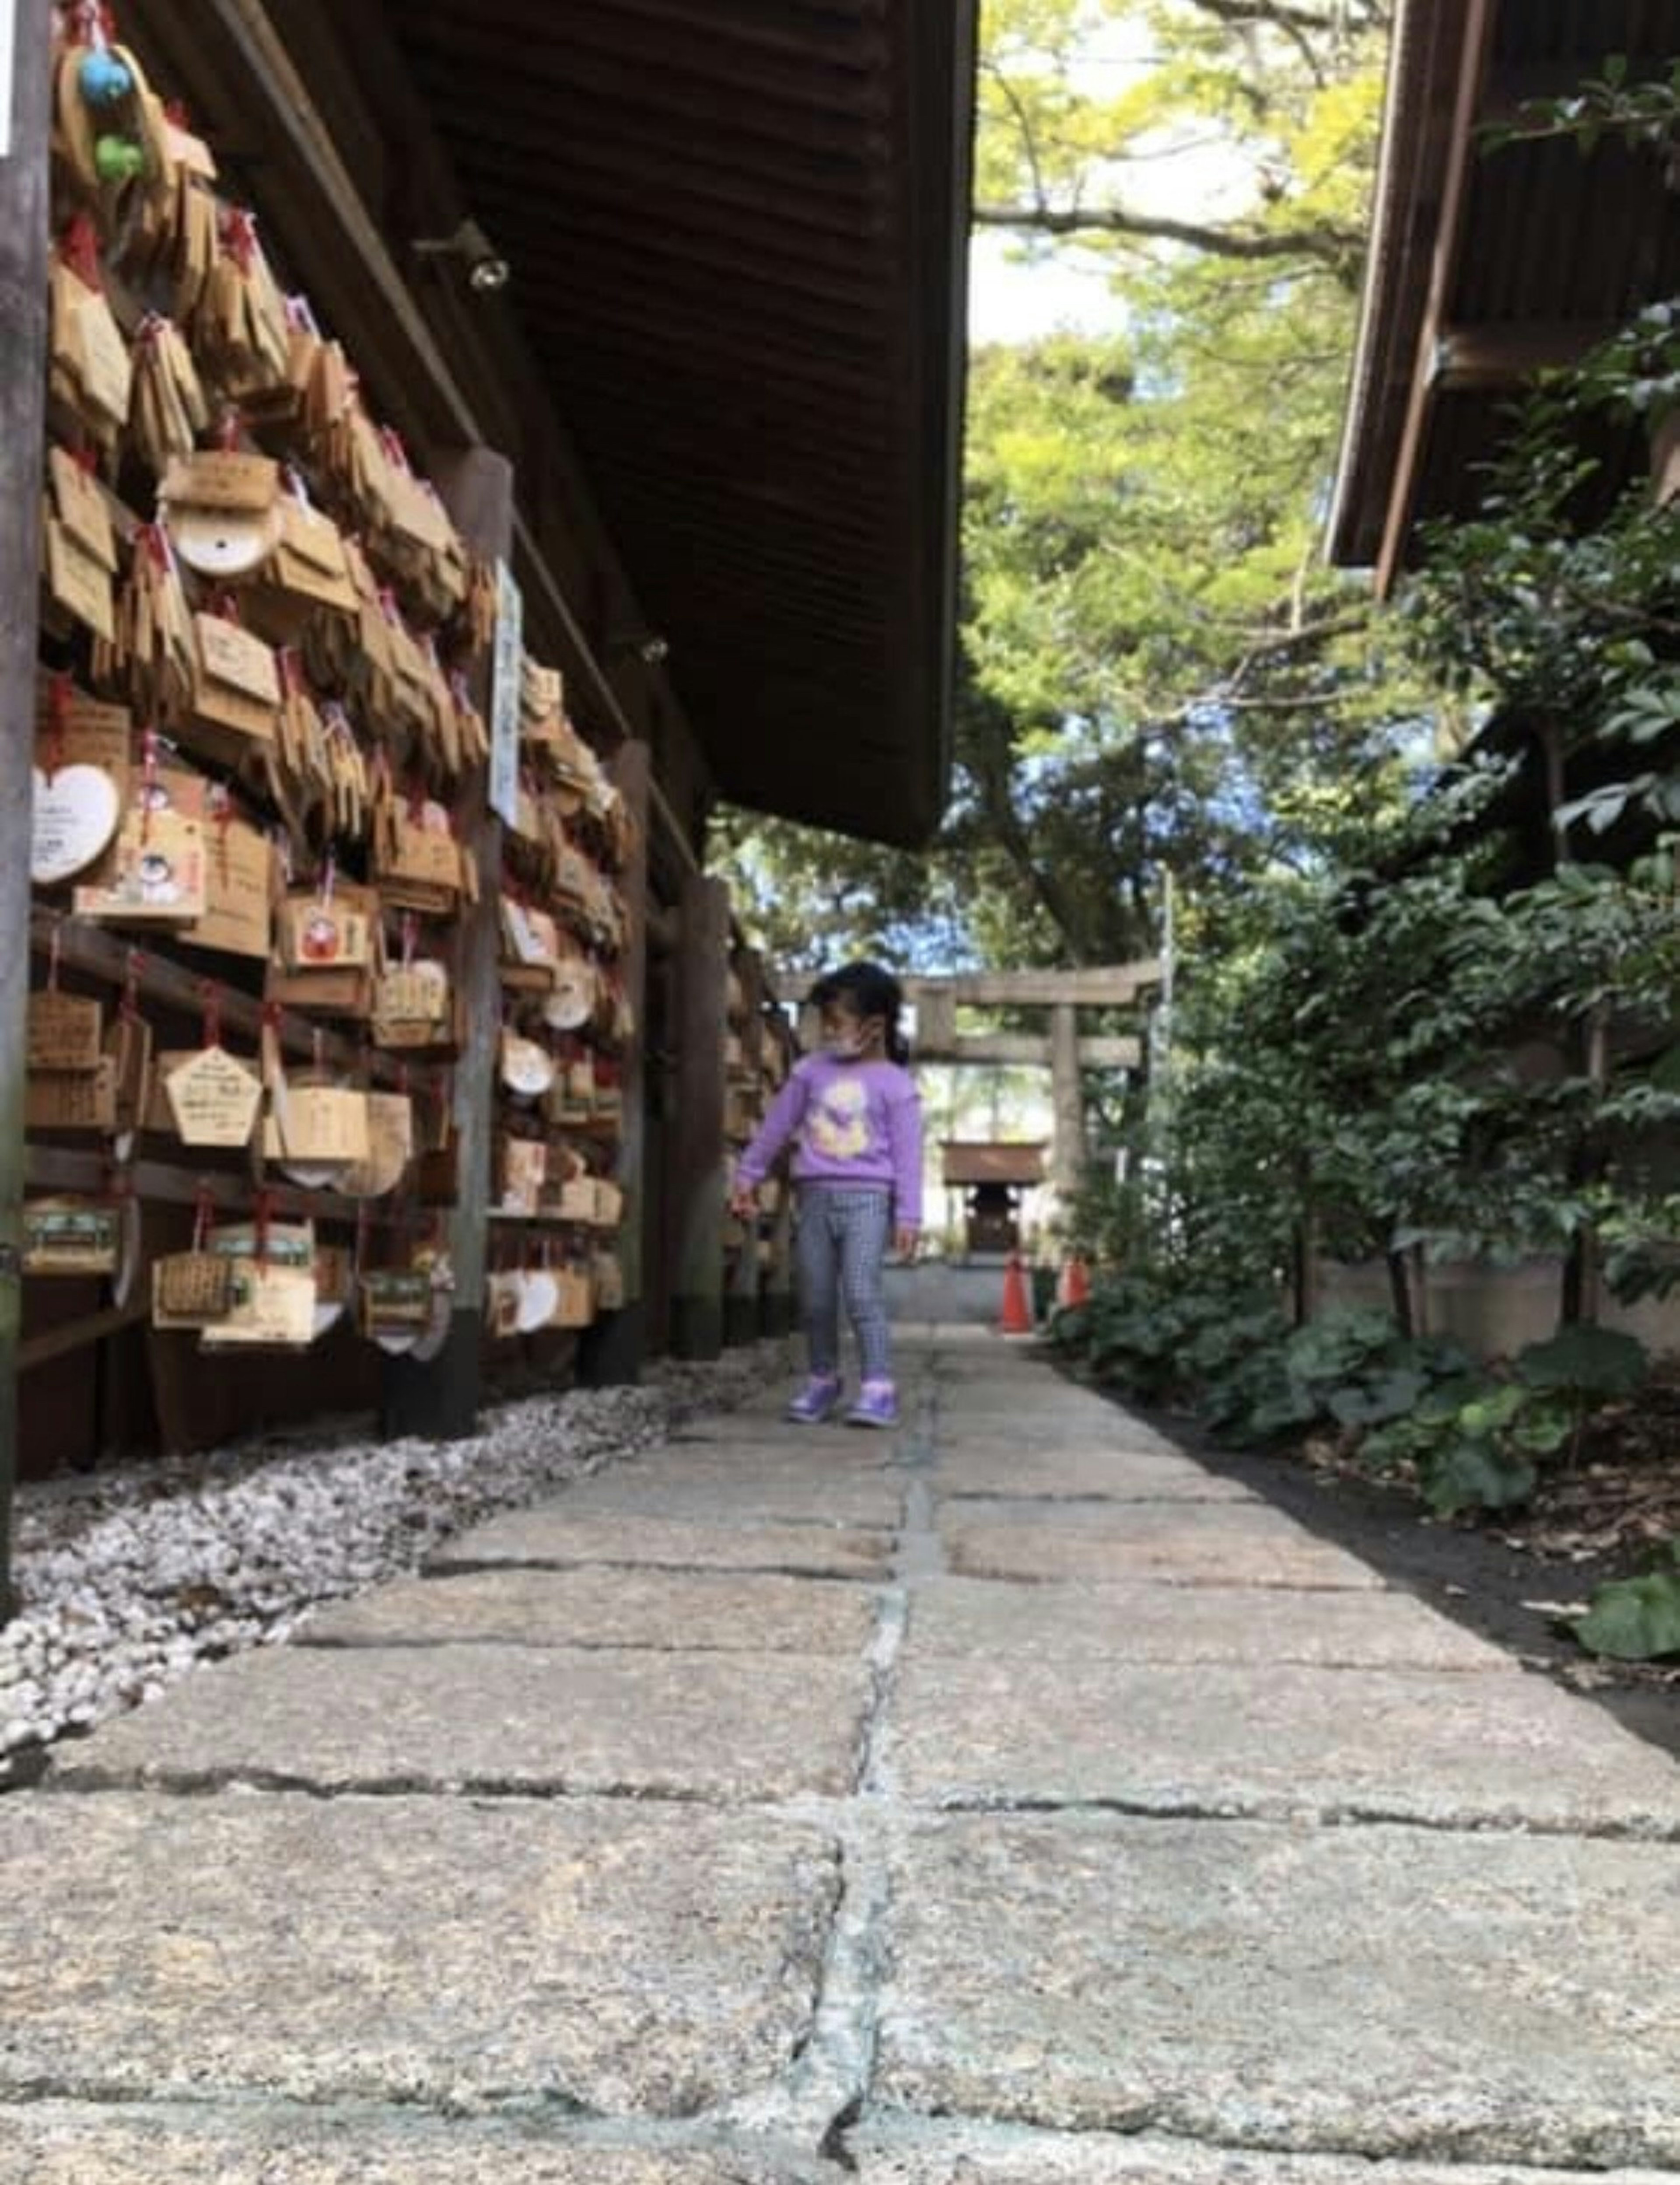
top-left (79, 49), bottom-right (134, 107)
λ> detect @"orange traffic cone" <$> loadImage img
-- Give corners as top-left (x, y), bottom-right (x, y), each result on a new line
top-left (999, 1250), bottom-right (1033, 1335)
top-left (1059, 1254), bottom-right (1092, 1310)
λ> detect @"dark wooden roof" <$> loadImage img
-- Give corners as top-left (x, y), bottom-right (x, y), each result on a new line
top-left (941, 1142), bottom-right (1047, 1188)
top-left (1329, 0), bottom-right (1680, 585)
top-left (392, 0), bottom-right (976, 847)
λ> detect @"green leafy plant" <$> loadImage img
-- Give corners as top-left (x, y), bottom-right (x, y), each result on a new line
top-left (1358, 1327), bottom-right (1648, 1518)
top-left (1573, 1544), bottom-right (1680, 1661)
top-left (1359, 1376), bottom-right (1550, 1516)
top-left (1214, 1309), bottom-right (1472, 1446)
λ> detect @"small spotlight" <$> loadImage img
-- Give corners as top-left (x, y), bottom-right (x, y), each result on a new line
top-left (411, 218), bottom-right (511, 294)
top-left (607, 631), bottom-right (670, 669)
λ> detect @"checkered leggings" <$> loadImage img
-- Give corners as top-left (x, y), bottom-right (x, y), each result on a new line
top-left (795, 1185), bottom-right (893, 1383)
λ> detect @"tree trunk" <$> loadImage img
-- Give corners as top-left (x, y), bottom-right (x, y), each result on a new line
top-left (1385, 1247), bottom-right (1416, 1338)
top-left (1561, 1000), bottom-right (1611, 1328)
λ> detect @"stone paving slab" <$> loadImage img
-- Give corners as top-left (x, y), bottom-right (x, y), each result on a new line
top-left (431, 1509), bottom-right (893, 1579)
top-left (548, 1470), bottom-right (907, 1527)
top-left (667, 1417), bottom-right (874, 1447)
top-left (944, 1500), bottom-right (1384, 1590)
top-left (0, 1795), bottom-right (838, 2114)
top-left (50, 1643), bottom-right (870, 1799)
top-left (934, 1385), bottom-right (1112, 1412)
top-left (886, 1658), bottom-right (1680, 1828)
top-left (935, 1416), bottom-right (1180, 1452)
top-left (0, 2113), bottom-right (804, 2185)
top-left (905, 1576), bottom-right (1508, 1669)
top-left (302, 1567), bottom-right (877, 1654)
top-left (648, 1432), bottom-right (895, 1466)
top-left (851, 2126), bottom-right (1680, 2185)
top-left (878, 1815), bottom-right (1680, 2166)
top-left (934, 1448), bottom-right (1255, 1501)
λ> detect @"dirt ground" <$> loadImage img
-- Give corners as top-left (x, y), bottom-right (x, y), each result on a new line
top-left (1086, 1378), bottom-right (1680, 1762)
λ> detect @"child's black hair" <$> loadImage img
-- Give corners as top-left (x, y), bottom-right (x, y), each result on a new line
top-left (809, 959), bottom-right (910, 1065)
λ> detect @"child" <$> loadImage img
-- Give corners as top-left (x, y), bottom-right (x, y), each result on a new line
top-left (730, 959), bottom-right (922, 1428)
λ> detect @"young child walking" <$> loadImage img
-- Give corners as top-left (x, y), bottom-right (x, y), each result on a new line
top-left (730, 960), bottom-right (922, 1428)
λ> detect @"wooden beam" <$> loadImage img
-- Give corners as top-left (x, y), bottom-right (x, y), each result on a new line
top-left (0, 0), bottom-right (51, 1622)
top-left (917, 1034), bottom-right (1142, 1069)
top-left (774, 964), bottom-right (1161, 1009)
top-left (1436, 321), bottom-right (1620, 390)
top-left (914, 966), bottom-right (1161, 1008)
top-left (1374, 0), bottom-right (1498, 597)
top-left (21, 1302), bottom-right (151, 1377)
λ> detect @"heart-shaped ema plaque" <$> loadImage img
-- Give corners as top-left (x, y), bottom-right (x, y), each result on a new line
top-left (500, 1032), bottom-right (555, 1100)
top-left (31, 763), bottom-right (121, 885)
top-left (542, 961), bottom-right (598, 1033)
top-left (516, 1268), bottom-right (559, 1334)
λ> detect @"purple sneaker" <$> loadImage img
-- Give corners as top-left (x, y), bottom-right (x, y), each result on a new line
top-left (846, 1379), bottom-right (900, 1430)
top-left (787, 1374), bottom-right (843, 1425)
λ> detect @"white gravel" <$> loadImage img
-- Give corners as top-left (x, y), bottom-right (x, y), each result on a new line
top-left (0, 1343), bottom-right (789, 1786)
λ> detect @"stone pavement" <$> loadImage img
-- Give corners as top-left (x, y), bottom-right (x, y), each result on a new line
top-left (2, 1331), bottom-right (1679, 2183)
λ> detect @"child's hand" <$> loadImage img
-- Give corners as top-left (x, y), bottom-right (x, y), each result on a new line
top-left (894, 1226), bottom-right (919, 1263)
top-left (728, 1184), bottom-right (758, 1221)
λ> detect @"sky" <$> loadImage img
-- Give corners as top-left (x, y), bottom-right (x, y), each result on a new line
top-left (968, 234), bottom-right (1130, 346)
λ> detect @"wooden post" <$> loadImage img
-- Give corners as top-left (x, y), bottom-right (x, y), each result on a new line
top-left (1050, 1002), bottom-right (1085, 1212)
top-left (580, 738), bottom-right (651, 1385)
top-left (724, 952), bottom-right (764, 1348)
top-left (763, 1017), bottom-right (797, 1339)
top-left (381, 448), bottom-right (511, 1439)
top-left (668, 873), bottom-right (730, 1358)
top-left (0, 2), bottom-right (51, 1622)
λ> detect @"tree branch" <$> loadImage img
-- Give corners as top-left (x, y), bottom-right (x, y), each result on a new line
top-left (971, 200), bottom-right (1362, 273)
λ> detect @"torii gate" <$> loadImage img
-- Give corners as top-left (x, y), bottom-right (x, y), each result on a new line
top-left (775, 963), bottom-right (1162, 1204)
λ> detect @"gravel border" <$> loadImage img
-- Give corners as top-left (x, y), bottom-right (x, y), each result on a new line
top-left (1, 1343), bottom-right (791, 1787)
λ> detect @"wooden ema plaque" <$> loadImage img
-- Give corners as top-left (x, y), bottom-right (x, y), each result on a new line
top-left (27, 1057), bottom-right (118, 1132)
top-left (266, 878), bottom-right (379, 1017)
top-left (553, 1263), bottom-right (595, 1329)
top-left (185, 815), bottom-right (276, 962)
top-left (32, 690), bottom-right (131, 889)
top-left (359, 1269), bottom-right (434, 1341)
top-left (197, 1262), bottom-right (317, 1351)
top-left (264, 1083), bottom-right (371, 1170)
top-left (31, 760), bottom-right (121, 885)
top-left (334, 1092), bottom-right (413, 1199)
top-left (195, 1220), bottom-right (318, 1351)
top-left (164, 1045), bottom-right (264, 1149)
top-left (152, 1251), bottom-right (238, 1328)
top-left (23, 1197), bottom-right (121, 1276)
top-left (187, 613), bottom-right (282, 761)
top-left (28, 992), bottom-right (103, 1073)
top-left (74, 775), bottom-right (208, 924)
top-left (371, 961), bottom-right (452, 1050)
top-left (498, 1135), bottom-right (546, 1215)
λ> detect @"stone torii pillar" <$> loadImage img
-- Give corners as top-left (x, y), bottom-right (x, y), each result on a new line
top-left (1050, 1002), bottom-right (1085, 1208)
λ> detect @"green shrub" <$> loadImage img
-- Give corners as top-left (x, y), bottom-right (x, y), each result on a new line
top-left (1054, 1278), bottom-right (1650, 1522)
top-left (1574, 1546), bottom-right (1680, 1661)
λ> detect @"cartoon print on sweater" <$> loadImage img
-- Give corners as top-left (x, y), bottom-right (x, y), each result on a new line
top-left (806, 1076), bottom-right (872, 1163)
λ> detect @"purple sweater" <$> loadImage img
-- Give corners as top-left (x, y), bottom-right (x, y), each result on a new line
top-left (736, 1054), bottom-right (923, 1226)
